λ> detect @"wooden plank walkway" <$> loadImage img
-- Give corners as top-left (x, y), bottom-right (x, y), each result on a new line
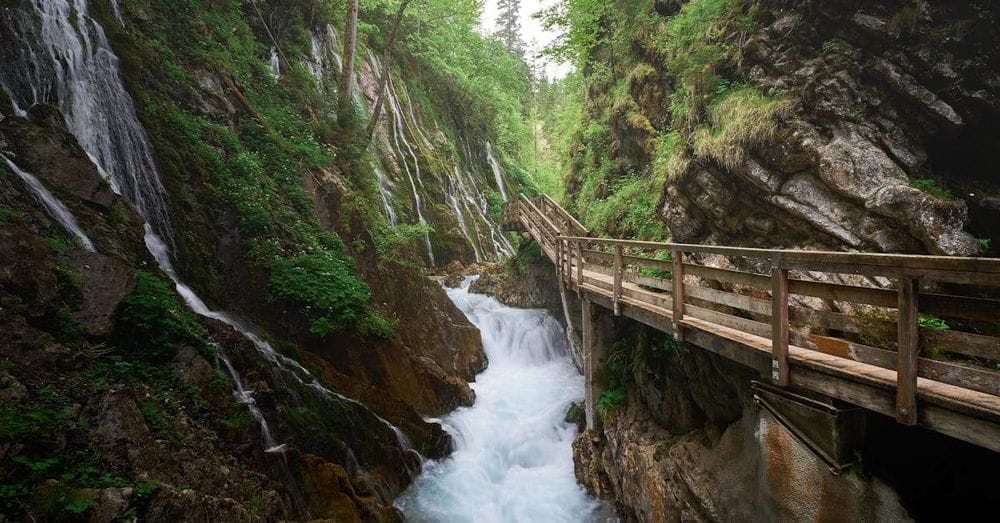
top-left (515, 194), bottom-right (1000, 452)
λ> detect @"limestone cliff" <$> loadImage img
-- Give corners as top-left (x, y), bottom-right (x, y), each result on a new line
top-left (661, 0), bottom-right (999, 256)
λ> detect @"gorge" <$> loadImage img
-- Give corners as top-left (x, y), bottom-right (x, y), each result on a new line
top-left (1, 0), bottom-right (999, 521)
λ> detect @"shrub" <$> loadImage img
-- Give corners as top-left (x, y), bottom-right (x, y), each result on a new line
top-left (269, 250), bottom-right (390, 338)
top-left (115, 271), bottom-right (206, 360)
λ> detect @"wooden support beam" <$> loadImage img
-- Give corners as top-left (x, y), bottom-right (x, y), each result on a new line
top-left (772, 257), bottom-right (790, 387)
top-left (556, 239), bottom-right (563, 282)
top-left (897, 277), bottom-right (919, 426)
top-left (672, 249), bottom-right (685, 341)
top-left (576, 240), bottom-right (584, 294)
top-left (582, 300), bottom-right (596, 429)
top-left (613, 244), bottom-right (623, 316)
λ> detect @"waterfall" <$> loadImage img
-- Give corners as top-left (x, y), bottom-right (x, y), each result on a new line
top-left (2, 154), bottom-right (95, 252)
top-left (373, 160), bottom-right (400, 226)
top-left (0, 0), bottom-right (173, 244)
top-left (108, 0), bottom-right (125, 26)
top-left (485, 142), bottom-right (509, 202)
top-left (3, 0), bottom-right (417, 457)
top-left (217, 348), bottom-right (285, 453)
top-left (397, 277), bottom-right (607, 521)
top-left (268, 47), bottom-right (280, 77)
top-left (401, 83), bottom-right (434, 150)
top-left (371, 52), bottom-right (435, 265)
top-left (448, 167), bottom-right (483, 263)
top-left (144, 226), bottom-right (417, 453)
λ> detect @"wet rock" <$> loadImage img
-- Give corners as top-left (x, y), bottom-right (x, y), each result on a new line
top-left (170, 345), bottom-right (216, 390)
top-left (299, 454), bottom-right (368, 521)
top-left (574, 349), bottom-right (910, 522)
top-left (564, 402), bottom-right (586, 433)
top-left (0, 105), bottom-right (115, 209)
top-left (0, 371), bottom-right (28, 403)
top-left (145, 485), bottom-right (266, 523)
top-left (88, 391), bottom-right (154, 456)
top-left (88, 487), bottom-right (133, 523)
top-left (0, 225), bottom-right (58, 316)
top-left (68, 250), bottom-right (135, 336)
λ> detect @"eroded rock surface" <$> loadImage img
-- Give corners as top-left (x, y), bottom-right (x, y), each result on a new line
top-left (660, 1), bottom-right (999, 256)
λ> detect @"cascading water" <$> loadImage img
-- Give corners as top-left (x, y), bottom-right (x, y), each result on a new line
top-left (397, 277), bottom-right (609, 521)
top-left (108, 0), bottom-right (125, 26)
top-left (0, 0), bottom-right (173, 243)
top-left (372, 52), bottom-right (435, 265)
top-left (485, 142), bottom-right (509, 202)
top-left (2, 154), bottom-right (96, 252)
top-left (373, 160), bottom-right (400, 226)
top-left (447, 166), bottom-right (483, 263)
top-left (268, 47), bottom-right (280, 77)
top-left (3, 0), bottom-right (417, 457)
top-left (217, 347), bottom-right (285, 454)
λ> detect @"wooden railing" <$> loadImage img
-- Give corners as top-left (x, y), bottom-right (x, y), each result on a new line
top-left (515, 195), bottom-right (1000, 449)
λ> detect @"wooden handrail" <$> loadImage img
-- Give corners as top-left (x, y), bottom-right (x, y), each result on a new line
top-left (555, 235), bottom-right (1000, 278)
top-left (514, 195), bottom-right (1000, 451)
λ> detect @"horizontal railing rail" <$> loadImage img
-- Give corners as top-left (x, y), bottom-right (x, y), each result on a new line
top-left (511, 194), bottom-right (1000, 449)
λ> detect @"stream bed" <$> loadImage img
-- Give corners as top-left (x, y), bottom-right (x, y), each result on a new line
top-left (397, 277), bottom-right (612, 522)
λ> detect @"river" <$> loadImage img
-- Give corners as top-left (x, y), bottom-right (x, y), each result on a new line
top-left (397, 277), bottom-right (612, 522)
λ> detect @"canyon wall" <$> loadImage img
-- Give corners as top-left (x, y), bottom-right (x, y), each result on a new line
top-left (0, 0), bottom-right (525, 519)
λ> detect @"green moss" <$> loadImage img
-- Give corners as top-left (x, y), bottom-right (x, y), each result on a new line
top-left (910, 177), bottom-right (956, 200)
top-left (0, 204), bottom-right (25, 223)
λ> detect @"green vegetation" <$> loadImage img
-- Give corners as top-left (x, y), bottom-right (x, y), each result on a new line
top-left (595, 329), bottom-right (688, 422)
top-left (115, 271), bottom-right (208, 360)
top-left (269, 250), bottom-right (392, 338)
top-left (918, 314), bottom-right (950, 331)
top-left (539, 0), bottom-right (786, 241)
top-left (910, 177), bottom-right (956, 200)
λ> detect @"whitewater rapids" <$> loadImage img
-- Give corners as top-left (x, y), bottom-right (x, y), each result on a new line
top-left (397, 277), bottom-right (610, 522)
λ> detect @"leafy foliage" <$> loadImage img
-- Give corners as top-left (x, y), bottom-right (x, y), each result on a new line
top-left (269, 251), bottom-right (392, 338)
top-left (540, 0), bottom-right (787, 241)
top-left (115, 271), bottom-right (207, 360)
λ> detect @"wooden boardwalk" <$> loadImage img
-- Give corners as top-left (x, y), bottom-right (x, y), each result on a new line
top-left (515, 194), bottom-right (1000, 452)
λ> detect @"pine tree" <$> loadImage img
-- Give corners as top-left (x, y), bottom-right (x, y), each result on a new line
top-left (495, 0), bottom-right (524, 57)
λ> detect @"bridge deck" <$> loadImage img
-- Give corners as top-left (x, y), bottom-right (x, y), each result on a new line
top-left (515, 194), bottom-right (1000, 452)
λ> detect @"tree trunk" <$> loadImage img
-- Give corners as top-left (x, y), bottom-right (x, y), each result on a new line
top-left (338, 0), bottom-right (360, 119)
top-left (366, 0), bottom-right (413, 143)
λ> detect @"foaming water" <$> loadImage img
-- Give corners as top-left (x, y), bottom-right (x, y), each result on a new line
top-left (2, 154), bottom-right (95, 252)
top-left (397, 277), bottom-right (608, 522)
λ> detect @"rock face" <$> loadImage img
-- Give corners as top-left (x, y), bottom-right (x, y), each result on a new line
top-left (661, 0), bottom-right (999, 255)
top-left (569, 317), bottom-right (1000, 521)
top-left (572, 342), bottom-right (913, 521)
top-left (0, 96), bottom-right (459, 520)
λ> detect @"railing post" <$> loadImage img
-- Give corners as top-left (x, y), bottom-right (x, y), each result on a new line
top-left (771, 253), bottom-right (790, 387)
top-left (671, 249), bottom-right (684, 341)
top-left (613, 244), bottom-right (623, 315)
top-left (563, 238), bottom-right (571, 286)
top-left (556, 239), bottom-right (563, 282)
top-left (896, 277), bottom-right (919, 426)
top-left (576, 240), bottom-right (584, 294)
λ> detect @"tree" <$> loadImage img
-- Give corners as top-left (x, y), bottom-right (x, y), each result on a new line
top-left (366, 0), bottom-right (414, 142)
top-left (338, 0), bottom-right (360, 120)
top-left (496, 0), bottom-right (524, 57)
